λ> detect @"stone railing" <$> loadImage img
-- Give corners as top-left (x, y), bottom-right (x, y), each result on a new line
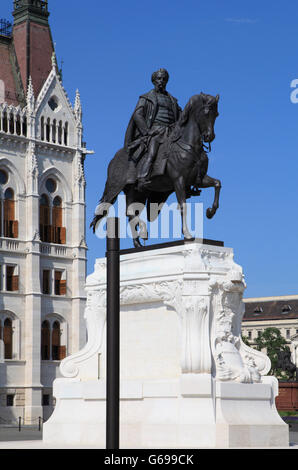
top-left (0, 238), bottom-right (26, 252)
top-left (40, 242), bottom-right (71, 258)
top-left (0, 103), bottom-right (27, 137)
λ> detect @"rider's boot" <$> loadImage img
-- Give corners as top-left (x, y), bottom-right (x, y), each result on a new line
top-left (137, 151), bottom-right (156, 191)
top-left (137, 177), bottom-right (151, 192)
top-left (137, 138), bottom-right (160, 192)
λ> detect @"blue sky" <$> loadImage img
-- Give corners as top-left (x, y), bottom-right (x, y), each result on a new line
top-left (3, 0), bottom-right (298, 298)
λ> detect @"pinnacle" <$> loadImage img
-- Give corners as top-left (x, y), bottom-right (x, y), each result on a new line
top-left (27, 76), bottom-right (34, 95)
top-left (74, 89), bottom-right (82, 120)
top-left (27, 75), bottom-right (35, 107)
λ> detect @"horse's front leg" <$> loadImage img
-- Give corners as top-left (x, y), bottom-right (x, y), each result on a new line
top-left (199, 174), bottom-right (221, 219)
top-left (174, 176), bottom-right (193, 240)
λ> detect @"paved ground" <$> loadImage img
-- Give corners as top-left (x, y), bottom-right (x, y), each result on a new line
top-left (0, 426), bottom-right (42, 442)
top-left (289, 424), bottom-right (298, 447)
top-left (0, 424), bottom-right (297, 449)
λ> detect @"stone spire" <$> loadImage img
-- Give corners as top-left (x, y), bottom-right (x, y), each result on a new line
top-left (74, 89), bottom-right (82, 123)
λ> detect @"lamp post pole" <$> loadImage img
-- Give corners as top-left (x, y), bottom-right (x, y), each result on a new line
top-left (106, 217), bottom-right (120, 449)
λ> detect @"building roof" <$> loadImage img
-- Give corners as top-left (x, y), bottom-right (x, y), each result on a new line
top-left (0, 0), bottom-right (53, 107)
top-left (243, 296), bottom-right (298, 322)
top-left (0, 34), bottom-right (25, 106)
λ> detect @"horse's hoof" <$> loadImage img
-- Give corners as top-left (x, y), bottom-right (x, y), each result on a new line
top-left (140, 232), bottom-right (148, 241)
top-left (139, 228), bottom-right (148, 240)
top-left (133, 237), bottom-right (143, 249)
top-left (184, 236), bottom-right (195, 242)
top-left (183, 232), bottom-right (194, 241)
top-left (206, 208), bottom-right (215, 219)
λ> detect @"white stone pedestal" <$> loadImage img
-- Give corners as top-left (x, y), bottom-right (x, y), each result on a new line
top-left (43, 241), bottom-right (289, 448)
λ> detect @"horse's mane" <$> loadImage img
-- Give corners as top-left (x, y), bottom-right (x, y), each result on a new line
top-left (178, 94), bottom-right (201, 127)
top-left (170, 93), bottom-right (217, 142)
top-left (179, 93), bottom-right (216, 126)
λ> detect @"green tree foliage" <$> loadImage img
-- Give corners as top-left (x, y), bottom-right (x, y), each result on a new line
top-left (254, 327), bottom-right (290, 379)
top-left (241, 334), bottom-right (251, 346)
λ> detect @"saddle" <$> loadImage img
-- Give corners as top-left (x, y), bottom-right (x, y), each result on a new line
top-left (150, 146), bottom-right (168, 178)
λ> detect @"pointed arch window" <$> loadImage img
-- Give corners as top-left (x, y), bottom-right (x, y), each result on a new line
top-left (22, 116), bottom-right (27, 137)
top-left (52, 119), bottom-right (57, 143)
top-left (52, 321), bottom-right (60, 360)
top-left (9, 113), bottom-right (14, 134)
top-left (41, 116), bottom-right (45, 141)
top-left (16, 115), bottom-right (21, 136)
top-left (4, 188), bottom-right (15, 238)
top-left (0, 313), bottom-right (20, 360)
top-left (39, 182), bottom-right (66, 244)
top-left (52, 196), bottom-right (65, 244)
top-left (2, 111), bottom-right (8, 133)
top-left (3, 318), bottom-right (12, 359)
top-left (58, 121), bottom-right (62, 144)
top-left (0, 185), bottom-right (18, 238)
top-left (41, 320), bottom-right (50, 360)
top-left (39, 194), bottom-right (51, 242)
top-left (52, 196), bottom-right (62, 231)
top-left (0, 317), bottom-right (13, 359)
top-left (46, 117), bottom-right (51, 142)
top-left (64, 122), bottom-right (68, 146)
top-left (41, 318), bottom-right (66, 361)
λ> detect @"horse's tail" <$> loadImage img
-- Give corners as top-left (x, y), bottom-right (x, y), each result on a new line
top-left (90, 187), bottom-right (118, 233)
top-left (90, 148), bottom-right (129, 233)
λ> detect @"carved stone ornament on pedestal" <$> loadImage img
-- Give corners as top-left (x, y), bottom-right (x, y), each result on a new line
top-left (43, 241), bottom-right (289, 448)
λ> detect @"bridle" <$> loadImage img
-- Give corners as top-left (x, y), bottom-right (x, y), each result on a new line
top-left (203, 142), bottom-right (211, 153)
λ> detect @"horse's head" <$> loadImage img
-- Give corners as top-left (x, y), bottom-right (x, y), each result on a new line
top-left (195, 93), bottom-right (219, 143)
top-left (179, 93), bottom-right (219, 144)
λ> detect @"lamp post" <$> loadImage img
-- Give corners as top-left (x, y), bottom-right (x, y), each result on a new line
top-left (106, 217), bottom-right (120, 449)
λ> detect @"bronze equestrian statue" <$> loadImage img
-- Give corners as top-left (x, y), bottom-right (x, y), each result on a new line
top-left (90, 69), bottom-right (221, 248)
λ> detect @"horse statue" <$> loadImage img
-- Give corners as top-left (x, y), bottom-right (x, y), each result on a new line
top-left (90, 92), bottom-right (221, 248)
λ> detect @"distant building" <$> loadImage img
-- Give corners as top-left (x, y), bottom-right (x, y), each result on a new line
top-left (242, 295), bottom-right (298, 369)
top-left (0, 1), bottom-right (92, 423)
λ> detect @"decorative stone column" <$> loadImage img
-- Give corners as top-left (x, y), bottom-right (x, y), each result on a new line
top-left (43, 240), bottom-right (289, 448)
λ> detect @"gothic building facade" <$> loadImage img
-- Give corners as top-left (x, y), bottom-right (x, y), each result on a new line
top-left (0, 1), bottom-right (91, 423)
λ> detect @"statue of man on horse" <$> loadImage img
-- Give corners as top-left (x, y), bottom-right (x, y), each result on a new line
top-left (90, 69), bottom-right (221, 248)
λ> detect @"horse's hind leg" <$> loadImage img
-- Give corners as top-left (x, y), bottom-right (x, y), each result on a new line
top-left (125, 185), bottom-right (148, 247)
top-left (127, 215), bottom-right (143, 248)
top-left (173, 176), bottom-right (193, 240)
